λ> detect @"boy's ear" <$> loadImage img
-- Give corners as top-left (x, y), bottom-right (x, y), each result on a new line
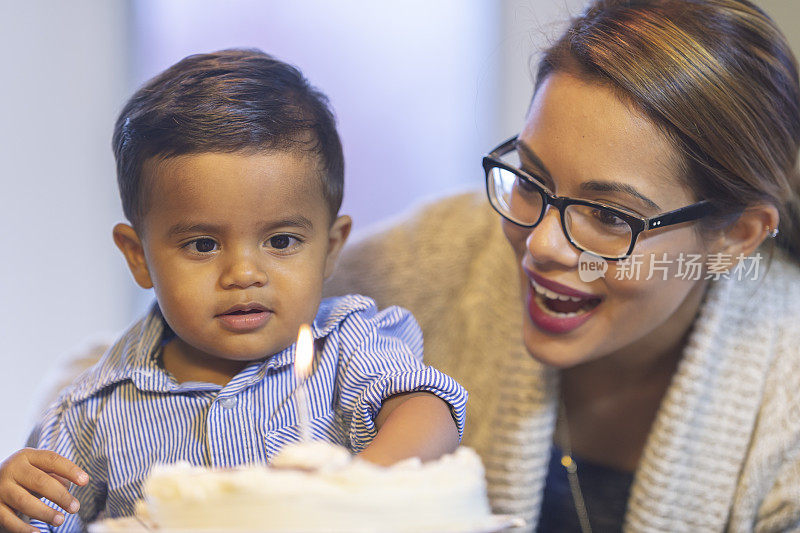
top-left (323, 215), bottom-right (352, 279)
top-left (112, 223), bottom-right (154, 289)
top-left (710, 203), bottom-right (779, 266)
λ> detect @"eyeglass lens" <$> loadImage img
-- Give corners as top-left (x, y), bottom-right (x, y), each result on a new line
top-left (487, 164), bottom-right (634, 258)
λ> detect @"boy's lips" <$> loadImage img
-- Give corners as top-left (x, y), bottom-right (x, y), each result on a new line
top-left (216, 303), bottom-right (272, 332)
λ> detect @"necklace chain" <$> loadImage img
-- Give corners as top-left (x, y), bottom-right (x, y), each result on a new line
top-left (558, 401), bottom-right (593, 533)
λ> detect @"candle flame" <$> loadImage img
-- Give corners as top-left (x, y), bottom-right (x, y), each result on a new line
top-left (295, 324), bottom-right (313, 379)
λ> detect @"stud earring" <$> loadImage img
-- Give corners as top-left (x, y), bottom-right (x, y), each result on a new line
top-left (767, 227), bottom-right (779, 238)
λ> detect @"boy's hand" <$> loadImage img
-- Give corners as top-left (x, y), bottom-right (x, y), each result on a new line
top-left (0, 449), bottom-right (88, 533)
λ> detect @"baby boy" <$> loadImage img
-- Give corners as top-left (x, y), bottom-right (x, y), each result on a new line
top-left (0, 49), bottom-right (466, 532)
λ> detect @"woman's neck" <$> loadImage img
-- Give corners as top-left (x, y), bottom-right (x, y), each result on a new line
top-left (563, 279), bottom-right (709, 394)
top-left (557, 279), bottom-right (710, 470)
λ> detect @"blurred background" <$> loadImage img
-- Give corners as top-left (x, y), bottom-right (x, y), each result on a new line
top-left (0, 0), bottom-right (797, 459)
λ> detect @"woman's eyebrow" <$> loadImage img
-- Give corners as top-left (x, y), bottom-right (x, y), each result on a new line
top-left (514, 140), bottom-right (552, 177)
top-left (515, 140), bottom-right (662, 211)
top-left (514, 140), bottom-right (559, 191)
top-left (580, 180), bottom-right (661, 211)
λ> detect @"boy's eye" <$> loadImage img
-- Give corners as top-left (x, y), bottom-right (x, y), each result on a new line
top-left (267, 235), bottom-right (299, 250)
top-left (187, 238), bottom-right (218, 254)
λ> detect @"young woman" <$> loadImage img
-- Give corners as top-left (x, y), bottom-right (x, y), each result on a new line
top-left (328, 0), bottom-right (800, 530)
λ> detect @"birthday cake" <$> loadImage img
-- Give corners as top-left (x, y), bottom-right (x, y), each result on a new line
top-left (90, 441), bottom-right (523, 532)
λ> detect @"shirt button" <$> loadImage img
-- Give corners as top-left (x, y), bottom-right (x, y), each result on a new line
top-left (219, 397), bottom-right (238, 410)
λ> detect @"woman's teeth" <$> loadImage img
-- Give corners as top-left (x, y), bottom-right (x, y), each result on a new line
top-left (530, 279), bottom-right (600, 317)
top-left (531, 281), bottom-right (584, 302)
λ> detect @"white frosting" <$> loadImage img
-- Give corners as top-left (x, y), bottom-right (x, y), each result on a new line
top-left (119, 442), bottom-right (514, 532)
top-left (269, 439), bottom-right (352, 471)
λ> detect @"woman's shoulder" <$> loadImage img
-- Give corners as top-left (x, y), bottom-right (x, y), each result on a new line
top-left (729, 253), bottom-right (800, 528)
top-left (759, 250), bottom-right (800, 362)
top-left (759, 250), bottom-right (800, 330)
top-left (713, 250), bottom-right (800, 372)
top-left (743, 251), bottom-right (800, 464)
top-left (769, 250), bottom-right (800, 288)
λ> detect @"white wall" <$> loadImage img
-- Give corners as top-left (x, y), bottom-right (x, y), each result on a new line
top-left (759, 0), bottom-right (800, 55)
top-left (129, 1), bottom-right (502, 227)
top-left (0, 2), bottom-right (132, 458)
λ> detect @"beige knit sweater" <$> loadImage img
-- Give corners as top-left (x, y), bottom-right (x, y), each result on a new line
top-left (323, 191), bottom-right (800, 532)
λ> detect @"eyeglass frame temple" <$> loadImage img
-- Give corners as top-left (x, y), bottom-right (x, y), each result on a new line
top-left (645, 201), bottom-right (713, 229)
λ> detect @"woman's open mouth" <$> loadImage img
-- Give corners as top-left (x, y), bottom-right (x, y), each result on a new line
top-left (526, 272), bottom-right (603, 334)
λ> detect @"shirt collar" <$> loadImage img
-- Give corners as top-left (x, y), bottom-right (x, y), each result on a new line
top-left (65, 302), bottom-right (171, 403)
top-left (253, 294), bottom-right (375, 375)
top-left (313, 294), bottom-right (372, 337)
top-left (64, 294), bottom-right (375, 404)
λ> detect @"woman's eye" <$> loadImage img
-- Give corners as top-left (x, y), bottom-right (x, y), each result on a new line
top-left (593, 209), bottom-right (626, 227)
top-left (186, 238), bottom-right (218, 254)
top-left (267, 235), bottom-right (299, 250)
top-left (517, 177), bottom-right (537, 193)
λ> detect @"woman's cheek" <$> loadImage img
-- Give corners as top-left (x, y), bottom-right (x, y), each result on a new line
top-left (603, 251), bottom-right (703, 329)
top-left (501, 219), bottom-right (529, 258)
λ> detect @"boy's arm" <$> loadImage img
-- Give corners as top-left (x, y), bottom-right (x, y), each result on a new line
top-left (0, 449), bottom-right (88, 533)
top-left (357, 392), bottom-right (459, 466)
top-left (330, 300), bottom-right (467, 461)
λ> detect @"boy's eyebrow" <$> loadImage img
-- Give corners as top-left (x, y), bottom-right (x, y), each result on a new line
top-left (260, 215), bottom-right (315, 232)
top-left (167, 222), bottom-right (220, 238)
top-left (167, 216), bottom-right (315, 238)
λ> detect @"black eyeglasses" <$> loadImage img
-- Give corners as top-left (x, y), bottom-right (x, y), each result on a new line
top-left (482, 136), bottom-right (714, 260)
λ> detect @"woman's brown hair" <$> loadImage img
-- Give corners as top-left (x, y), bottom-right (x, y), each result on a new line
top-left (535, 0), bottom-right (800, 263)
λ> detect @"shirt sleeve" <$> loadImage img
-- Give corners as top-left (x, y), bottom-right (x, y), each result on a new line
top-left (27, 401), bottom-right (106, 532)
top-left (333, 304), bottom-right (468, 452)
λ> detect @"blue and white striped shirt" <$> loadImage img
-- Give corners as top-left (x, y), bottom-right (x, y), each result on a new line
top-left (28, 295), bottom-right (467, 531)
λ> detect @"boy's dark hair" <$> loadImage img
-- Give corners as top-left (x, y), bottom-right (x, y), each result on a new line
top-left (112, 48), bottom-right (344, 229)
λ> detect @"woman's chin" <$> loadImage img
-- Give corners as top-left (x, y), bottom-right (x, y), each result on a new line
top-left (525, 347), bottom-right (588, 369)
top-left (521, 318), bottom-right (603, 369)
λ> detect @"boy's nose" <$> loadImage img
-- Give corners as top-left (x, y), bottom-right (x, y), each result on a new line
top-left (219, 253), bottom-right (268, 289)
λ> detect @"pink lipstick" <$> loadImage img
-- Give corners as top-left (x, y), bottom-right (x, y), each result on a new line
top-left (525, 270), bottom-right (603, 335)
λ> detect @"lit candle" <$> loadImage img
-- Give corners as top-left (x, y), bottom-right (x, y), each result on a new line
top-left (294, 324), bottom-right (314, 442)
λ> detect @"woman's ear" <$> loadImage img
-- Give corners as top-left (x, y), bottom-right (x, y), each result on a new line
top-left (323, 215), bottom-right (353, 279)
top-left (112, 223), bottom-right (154, 289)
top-left (713, 204), bottom-right (780, 260)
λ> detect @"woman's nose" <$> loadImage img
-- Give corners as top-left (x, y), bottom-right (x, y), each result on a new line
top-left (525, 206), bottom-right (580, 267)
top-left (219, 250), bottom-right (268, 289)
